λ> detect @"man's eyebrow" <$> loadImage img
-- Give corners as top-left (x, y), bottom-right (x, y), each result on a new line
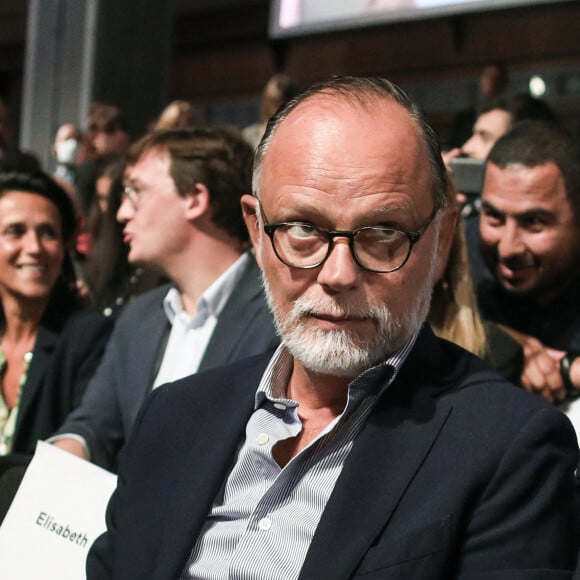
top-left (475, 129), bottom-right (493, 140)
top-left (481, 200), bottom-right (555, 220)
top-left (480, 200), bottom-right (500, 213)
top-left (124, 176), bottom-right (143, 187)
top-left (376, 200), bottom-right (411, 213)
top-left (516, 208), bottom-right (556, 221)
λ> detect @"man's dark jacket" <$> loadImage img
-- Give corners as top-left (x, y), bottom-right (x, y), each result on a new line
top-left (87, 327), bottom-right (579, 579)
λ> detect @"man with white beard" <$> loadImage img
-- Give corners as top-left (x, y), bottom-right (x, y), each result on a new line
top-left (87, 77), bottom-right (578, 580)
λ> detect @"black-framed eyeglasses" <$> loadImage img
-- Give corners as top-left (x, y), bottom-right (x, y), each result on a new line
top-left (260, 205), bottom-right (439, 273)
top-left (122, 184), bottom-right (144, 209)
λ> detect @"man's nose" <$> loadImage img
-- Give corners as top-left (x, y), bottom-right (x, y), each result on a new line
top-left (316, 238), bottom-right (360, 291)
top-left (497, 222), bottom-right (525, 257)
top-left (23, 231), bottom-right (42, 253)
top-left (461, 137), bottom-right (477, 159)
top-left (116, 196), bottom-right (134, 223)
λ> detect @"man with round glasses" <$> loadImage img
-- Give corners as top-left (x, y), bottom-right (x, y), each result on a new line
top-left (88, 77), bottom-right (578, 579)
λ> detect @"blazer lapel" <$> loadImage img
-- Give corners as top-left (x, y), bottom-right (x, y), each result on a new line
top-left (131, 298), bottom-right (171, 402)
top-left (199, 254), bottom-right (263, 371)
top-left (151, 355), bottom-right (270, 580)
top-left (300, 328), bottom-right (454, 580)
top-left (14, 324), bottom-right (59, 441)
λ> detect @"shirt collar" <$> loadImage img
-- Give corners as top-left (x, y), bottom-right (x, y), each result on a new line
top-left (162, 252), bottom-right (250, 324)
top-left (254, 331), bottom-right (419, 410)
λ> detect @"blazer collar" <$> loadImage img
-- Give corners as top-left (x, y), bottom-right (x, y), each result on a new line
top-left (199, 252), bottom-right (264, 371)
top-left (140, 298), bottom-right (172, 388)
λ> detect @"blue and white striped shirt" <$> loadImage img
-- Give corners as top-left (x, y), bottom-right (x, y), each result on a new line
top-left (182, 336), bottom-right (417, 579)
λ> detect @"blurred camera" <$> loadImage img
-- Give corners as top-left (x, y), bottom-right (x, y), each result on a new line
top-left (450, 157), bottom-right (486, 198)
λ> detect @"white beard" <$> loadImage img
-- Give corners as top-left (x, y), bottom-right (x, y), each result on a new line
top-left (262, 270), bottom-right (435, 378)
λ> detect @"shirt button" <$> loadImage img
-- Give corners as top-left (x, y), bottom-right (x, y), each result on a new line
top-left (258, 517), bottom-right (272, 531)
top-left (255, 433), bottom-right (269, 445)
top-left (273, 402), bottom-right (286, 411)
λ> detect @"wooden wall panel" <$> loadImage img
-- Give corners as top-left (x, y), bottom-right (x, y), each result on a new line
top-left (169, 2), bottom-right (580, 104)
top-left (1, 1), bottom-right (579, 137)
top-left (171, 44), bottom-right (276, 102)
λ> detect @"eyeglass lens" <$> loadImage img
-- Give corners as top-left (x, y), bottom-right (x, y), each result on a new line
top-left (271, 224), bottom-right (412, 272)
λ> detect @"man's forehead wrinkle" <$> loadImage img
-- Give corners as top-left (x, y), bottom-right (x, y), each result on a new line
top-left (270, 155), bottom-right (412, 195)
top-left (270, 94), bottom-right (421, 154)
top-left (281, 92), bottom-right (402, 133)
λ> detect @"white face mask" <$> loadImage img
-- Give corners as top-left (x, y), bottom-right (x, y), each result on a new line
top-left (55, 138), bottom-right (80, 164)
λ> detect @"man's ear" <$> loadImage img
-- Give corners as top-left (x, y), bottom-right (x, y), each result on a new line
top-left (184, 183), bottom-right (210, 220)
top-left (241, 194), bottom-right (262, 266)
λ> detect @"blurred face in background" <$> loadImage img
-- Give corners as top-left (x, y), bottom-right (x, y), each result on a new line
top-left (92, 126), bottom-right (128, 158)
top-left (479, 65), bottom-right (506, 99)
top-left (95, 175), bottom-right (112, 214)
top-left (461, 109), bottom-right (512, 160)
top-left (117, 149), bottom-right (192, 272)
top-left (53, 123), bottom-right (81, 165)
top-left (0, 191), bottom-right (65, 305)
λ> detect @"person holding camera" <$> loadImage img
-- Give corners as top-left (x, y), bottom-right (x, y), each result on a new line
top-left (474, 120), bottom-right (580, 441)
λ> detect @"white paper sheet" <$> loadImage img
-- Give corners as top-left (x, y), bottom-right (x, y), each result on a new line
top-left (0, 441), bottom-right (116, 580)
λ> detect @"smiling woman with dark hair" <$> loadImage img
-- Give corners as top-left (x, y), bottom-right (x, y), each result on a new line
top-left (0, 170), bottom-right (112, 459)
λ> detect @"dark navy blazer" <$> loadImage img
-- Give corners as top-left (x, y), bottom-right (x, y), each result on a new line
top-left (12, 308), bottom-right (112, 455)
top-left (87, 326), bottom-right (578, 579)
